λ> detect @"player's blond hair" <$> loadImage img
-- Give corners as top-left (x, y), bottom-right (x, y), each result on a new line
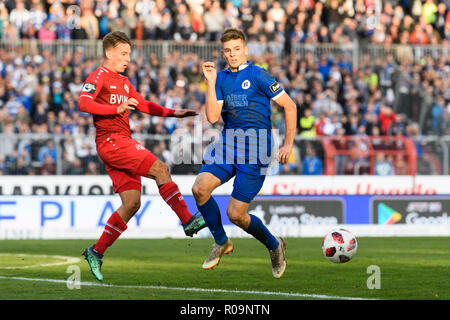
top-left (220, 28), bottom-right (246, 43)
top-left (102, 31), bottom-right (132, 57)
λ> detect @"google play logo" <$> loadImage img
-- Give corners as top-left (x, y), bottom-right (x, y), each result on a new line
top-left (377, 203), bottom-right (402, 225)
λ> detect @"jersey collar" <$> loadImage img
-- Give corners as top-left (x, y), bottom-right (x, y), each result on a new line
top-left (238, 62), bottom-right (250, 71)
top-left (227, 61), bottom-right (252, 73)
top-left (101, 65), bottom-right (124, 78)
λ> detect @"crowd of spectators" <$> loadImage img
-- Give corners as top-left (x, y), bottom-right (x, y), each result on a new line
top-left (0, 1), bottom-right (449, 176)
top-left (289, 48), bottom-right (449, 175)
top-left (0, 40), bottom-right (448, 176)
top-left (0, 0), bottom-right (449, 47)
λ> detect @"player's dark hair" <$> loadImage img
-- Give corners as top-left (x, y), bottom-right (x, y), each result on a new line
top-left (102, 31), bottom-right (132, 57)
top-left (221, 28), bottom-right (246, 43)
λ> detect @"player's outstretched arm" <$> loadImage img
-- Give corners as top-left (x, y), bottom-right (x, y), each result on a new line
top-left (172, 109), bottom-right (199, 118)
top-left (202, 61), bottom-right (223, 124)
top-left (133, 96), bottom-right (198, 118)
top-left (273, 92), bottom-right (297, 164)
top-left (128, 81), bottom-right (198, 118)
top-left (127, 83), bottom-right (174, 117)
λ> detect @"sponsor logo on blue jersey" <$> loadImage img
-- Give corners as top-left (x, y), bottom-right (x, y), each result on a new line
top-left (225, 94), bottom-right (248, 107)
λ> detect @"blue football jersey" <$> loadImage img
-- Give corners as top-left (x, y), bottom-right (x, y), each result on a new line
top-left (204, 61), bottom-right (285, 171)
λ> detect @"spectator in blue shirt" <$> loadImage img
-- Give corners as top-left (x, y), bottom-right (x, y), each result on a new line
top-left (431, 95), bottom-right (445, 135)
top-left (374, 153), bottom-right (395, 175)
top-left (302, 147), bottom-right (323, 175)
top-left (38, 139), bottom-right (58, 163)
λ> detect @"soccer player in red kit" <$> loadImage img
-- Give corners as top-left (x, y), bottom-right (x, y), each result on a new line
top-left (78, 31), bottom-right (206, 281)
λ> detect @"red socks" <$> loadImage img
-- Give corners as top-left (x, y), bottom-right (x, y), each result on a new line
top-left (159, 181), bottom-right (192, 224)
top-left (94, 211), bottom-right (128, 255)
top-left (93, 182), bottom-right (191, 256)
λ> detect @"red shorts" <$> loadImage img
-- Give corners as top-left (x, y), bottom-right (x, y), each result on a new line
top-left (96, 133), bottom-right (158, 193)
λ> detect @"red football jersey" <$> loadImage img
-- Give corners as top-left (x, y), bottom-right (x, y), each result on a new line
top-left (78, 66), bottom-right (174, 143)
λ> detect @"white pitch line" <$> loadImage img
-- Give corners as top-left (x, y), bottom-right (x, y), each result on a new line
top-left (0, 253), bottom-right (81, 269)
top-left (0, 275), bottom-right (377, 300)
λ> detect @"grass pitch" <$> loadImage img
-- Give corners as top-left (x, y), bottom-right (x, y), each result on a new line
top-left (0, 237), bottom-right (448, 300)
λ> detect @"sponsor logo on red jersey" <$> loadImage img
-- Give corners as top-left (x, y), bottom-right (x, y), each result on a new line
top-left (110, 94), bottom-right (128, 105)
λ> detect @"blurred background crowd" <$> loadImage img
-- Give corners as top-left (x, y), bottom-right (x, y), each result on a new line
top-left (0, 0), bottom-right (449, 176)
top-left (1, 0), bottom-right (449, 45)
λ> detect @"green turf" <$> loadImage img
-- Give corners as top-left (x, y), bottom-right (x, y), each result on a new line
top-left (0, 237), bottom-right (448, 300)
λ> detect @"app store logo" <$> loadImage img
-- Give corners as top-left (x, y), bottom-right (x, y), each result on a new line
top-left (377, 203), bottom-right (402, 225)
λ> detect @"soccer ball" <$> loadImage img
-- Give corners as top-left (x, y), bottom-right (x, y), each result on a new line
top-left (322, 228), bottom-right (357, 263)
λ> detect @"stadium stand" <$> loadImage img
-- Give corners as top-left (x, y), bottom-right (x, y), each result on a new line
top-left (0, 0), bottom-right (449, 44)
top-left (0, 0), bottom-right (449, 176)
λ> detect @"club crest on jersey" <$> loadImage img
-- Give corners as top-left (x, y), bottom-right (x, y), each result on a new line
top-left (81, 82), bottom-right (96, 94)
top-left (124, 83), bottom-right (129, 94)
top-left (241, 80), bottom-right (251, 90)
top-left (135, 143), bottom-right (145, 151)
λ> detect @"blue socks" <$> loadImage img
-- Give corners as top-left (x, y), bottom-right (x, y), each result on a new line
top-left (245, 214), bottom-right (279, 251)
top-left (198, 198), bottom-right (279, 251)
top-left (198, 197), bottom-right (228, 245)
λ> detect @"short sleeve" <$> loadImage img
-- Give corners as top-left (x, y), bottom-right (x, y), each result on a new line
top-left (254, 67), bottom-right (285, 100)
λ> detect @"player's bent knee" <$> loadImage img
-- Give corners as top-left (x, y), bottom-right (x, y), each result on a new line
top-left (161, 163), bottom-right (170, 177)
top-left (125, 198), bottom-right (141, 214)
top-left (192, 183), bottom-right (210, 203)
top-left (150, 161), bottom-right (171, 181)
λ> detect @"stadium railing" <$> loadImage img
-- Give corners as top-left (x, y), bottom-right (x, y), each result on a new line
top-left (322, 135), bottom-right (418, 175)
top-left (359, 43), bottom-right (450, 64)
top-left (1, 133), bottom-right (449, 176)
top-left (1, 40), bottom-right (448, 66)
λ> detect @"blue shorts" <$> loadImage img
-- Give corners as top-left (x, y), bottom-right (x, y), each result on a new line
top-left (200, 163), bottom-right (266, 203)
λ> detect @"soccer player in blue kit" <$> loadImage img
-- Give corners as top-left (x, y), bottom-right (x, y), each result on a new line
top-left (192, 28), bottom-right (297, 278)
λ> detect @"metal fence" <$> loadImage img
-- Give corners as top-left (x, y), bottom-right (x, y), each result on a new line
top-left (1, 133), bottom-right (449, 176)
top-left (1, 39), bottom-right (448, 67)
